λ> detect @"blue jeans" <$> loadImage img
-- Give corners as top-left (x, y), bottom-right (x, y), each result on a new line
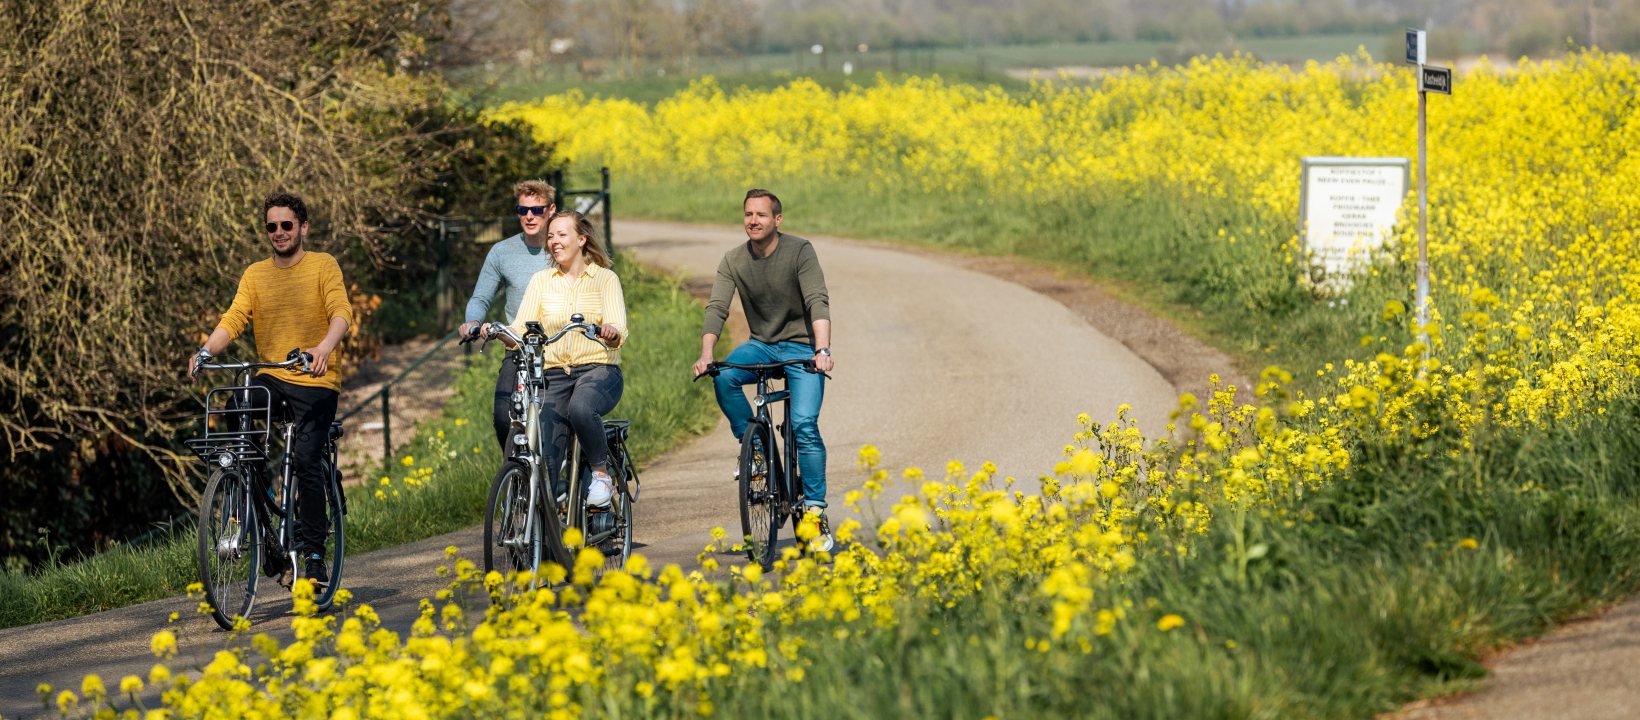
top-left (713, 340), bottom-right (827, 508)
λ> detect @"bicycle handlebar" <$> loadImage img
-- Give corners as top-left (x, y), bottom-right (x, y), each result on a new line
top-left (459, 313), bottom-right (607, 353)
top-left (694, 358), bottom-right (829, 381)
top-left (192, 348), bottom-right (312, 379)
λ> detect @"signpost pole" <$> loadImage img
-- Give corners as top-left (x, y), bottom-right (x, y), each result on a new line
top-left (1416, 84), bottom-right (1430, 357)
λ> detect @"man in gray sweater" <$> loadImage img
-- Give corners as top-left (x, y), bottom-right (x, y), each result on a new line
top-left (460, 179), bottom-right (555, 450)
top-left (693, 189), bottom-right (836, 551)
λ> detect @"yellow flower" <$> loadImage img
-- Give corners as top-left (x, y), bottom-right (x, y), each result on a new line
top-left (1156, 614), bottom-right (1186, 632)
top-left (149, 630), bottom-right (177, 659)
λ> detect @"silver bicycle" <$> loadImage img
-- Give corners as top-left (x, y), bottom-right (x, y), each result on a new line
top-left (464, 314), bottom-right (637, 590)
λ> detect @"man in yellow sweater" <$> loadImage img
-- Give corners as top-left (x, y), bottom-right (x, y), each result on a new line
top-left (189, 192), bottom-right (353, 589)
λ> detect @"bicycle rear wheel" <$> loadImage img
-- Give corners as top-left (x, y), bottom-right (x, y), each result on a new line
top-left (739, 420), bottom-right (781, 570)
top-left (590, 440), bottom-right (635, 577)
top-left (198, 467), bottom-right (261, 630)
top-left (485, 460), bottom-right (541, 584)
top-left (312, 459), bottom-right (345, 611)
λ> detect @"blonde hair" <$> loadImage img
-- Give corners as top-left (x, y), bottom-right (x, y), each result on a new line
top-left (512, 178), bottom-right (556, 204)
top-left (549, 211), bottom-right (610, 268)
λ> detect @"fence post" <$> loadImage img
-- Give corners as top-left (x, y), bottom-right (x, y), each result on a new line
top-left (381, 385), bottom-right (392, 468)
top-left (435, 219), bottom-right (451, 330)
top-left (602, 166), bottom-right (613, 260)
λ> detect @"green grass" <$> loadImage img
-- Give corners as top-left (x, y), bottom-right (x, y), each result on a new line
top-left (449, 32), bottom-right (1388, 108)
top-left (626, 394), bottom-right (1640, 719)
top-left (0, 259), bottom-right (716, 629)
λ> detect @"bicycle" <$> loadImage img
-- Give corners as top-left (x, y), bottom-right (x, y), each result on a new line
top-left (697, 358), bottom-right (828, 571)
top-left (464, 314), bottom-right (637, 590)
top-left (186, 349), bottom-right (347, 630)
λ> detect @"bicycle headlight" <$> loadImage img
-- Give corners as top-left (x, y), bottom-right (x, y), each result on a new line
top-left (513, 433), bottom-right (529, 448)
top-left (217, 453), bottom-right (234, 468)
top-left (754, 395), bottom-right (767, 408)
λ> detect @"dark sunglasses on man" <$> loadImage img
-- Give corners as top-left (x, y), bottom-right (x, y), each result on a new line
top-left (515, 204), bottom-right (550, 217)
top-left (265, 220), bottom-right (298, 233)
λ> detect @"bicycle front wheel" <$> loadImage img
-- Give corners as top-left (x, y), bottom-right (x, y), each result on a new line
top-left (198, 467), bottom-right (261, 630)
top-left (485, 460), bottom-right (541, 585)
top-left (739, 420), bottom-right (780, 570)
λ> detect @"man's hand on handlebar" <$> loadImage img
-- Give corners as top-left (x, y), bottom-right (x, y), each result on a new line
top-left (302, 344), bottom-right (332, 377)
top-left (458, 321), bottom-right (489, 346)
top-left (692, 355), bottom-right (714, 379)
top-left (189, 348), bottom-right (212, 380)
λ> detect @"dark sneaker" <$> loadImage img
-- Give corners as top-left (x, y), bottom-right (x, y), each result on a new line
top-left (303, 553), bottom-right (330, 591)
top-left (804, 507), bottom-right (834, 553)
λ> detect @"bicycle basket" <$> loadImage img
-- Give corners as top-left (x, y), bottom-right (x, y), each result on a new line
top-left (184, 384), bottom-right (275, 465)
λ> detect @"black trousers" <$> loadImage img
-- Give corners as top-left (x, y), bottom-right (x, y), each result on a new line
top-left (253, 375), bottom-right (337, 557)
top-left (543, 364), bottom-right (623, 488)
top-left (492, 350), bottom-right (521, 451)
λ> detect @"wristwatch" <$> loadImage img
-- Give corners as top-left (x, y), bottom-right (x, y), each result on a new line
top-left (816, 347), bottom-right (831, 357)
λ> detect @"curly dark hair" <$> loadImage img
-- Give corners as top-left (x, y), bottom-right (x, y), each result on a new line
top-left (263, 191), bottom-right (309, 223)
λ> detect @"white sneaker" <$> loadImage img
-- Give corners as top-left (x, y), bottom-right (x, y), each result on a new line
top-left (804, 508), bottom-right (835, 553)
top-left (586, 471), bottom-right (614, 508)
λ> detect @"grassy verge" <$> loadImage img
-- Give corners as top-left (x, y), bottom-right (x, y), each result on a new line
top-left (0, 258), bottom-right (715, 629)
top-left (794, 397), bottom-right (1640, 718)
top-left (448, 32), bottom-right (1388, 107)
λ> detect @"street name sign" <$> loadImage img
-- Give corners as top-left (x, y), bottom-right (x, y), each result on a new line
top-left (1420, 65), bottom-right (1452, 94)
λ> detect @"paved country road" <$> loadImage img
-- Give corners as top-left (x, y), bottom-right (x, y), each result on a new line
top-left (20, 219), bottom-right (1623, 720)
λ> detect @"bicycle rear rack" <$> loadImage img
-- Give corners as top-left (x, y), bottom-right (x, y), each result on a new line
top-left (185, 385), bottom-right (274, 465)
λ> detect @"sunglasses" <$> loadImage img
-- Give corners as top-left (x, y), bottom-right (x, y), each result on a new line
top-left (515, 204), bottom-right (550, 217)
top-left (265, 220), bottom-right (298, 233)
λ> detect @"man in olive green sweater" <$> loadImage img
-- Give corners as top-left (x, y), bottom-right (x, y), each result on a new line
top-left (693, 189), bottom-right (836, 551)
top-left (189, 192), bottom-right (353, 589)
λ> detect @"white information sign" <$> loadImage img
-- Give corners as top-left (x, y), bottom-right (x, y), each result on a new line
top-left (1299, 157), bottom-right (1409, 288)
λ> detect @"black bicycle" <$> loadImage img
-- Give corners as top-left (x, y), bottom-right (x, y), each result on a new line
top-left (698, 358), bottom-right (827, 570)
top-left (464, 315), bottom-right (637, 590)
top-left (186, 350), bottom-right (346, 630)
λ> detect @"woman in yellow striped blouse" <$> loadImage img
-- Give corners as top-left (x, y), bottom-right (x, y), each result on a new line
top-left (508, 211), bottom-right (627, 508)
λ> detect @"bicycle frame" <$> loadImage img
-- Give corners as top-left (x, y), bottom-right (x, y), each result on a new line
top-left (702, 357), bottom-right (825, 527)
top-left (749, 372), bottom-right (801, 526)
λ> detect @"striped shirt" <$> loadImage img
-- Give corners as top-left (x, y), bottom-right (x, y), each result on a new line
top-left (511, 263), bottom-right (627, 370)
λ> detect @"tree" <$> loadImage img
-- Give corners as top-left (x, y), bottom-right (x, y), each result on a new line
top-left (0, 0), bottom-right (552, 566)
